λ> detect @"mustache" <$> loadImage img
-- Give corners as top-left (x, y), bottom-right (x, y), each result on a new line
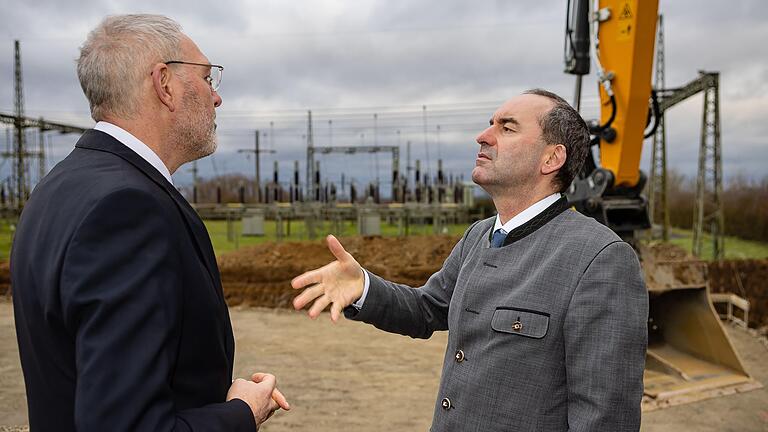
top-left (478, 145), bottom-right (495, 157)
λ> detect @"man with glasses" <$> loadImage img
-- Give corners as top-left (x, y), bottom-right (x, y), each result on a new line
top-left (12, 14), bottom-right (287, 431)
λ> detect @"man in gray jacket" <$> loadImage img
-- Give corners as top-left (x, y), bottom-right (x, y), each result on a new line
top-left (292, 89), bottom-right (647, 431)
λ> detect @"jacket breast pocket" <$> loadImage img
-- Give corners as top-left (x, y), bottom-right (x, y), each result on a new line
top-left (491, 307), bottom-right (550, 339)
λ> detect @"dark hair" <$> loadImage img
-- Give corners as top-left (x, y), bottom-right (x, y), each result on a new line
top-left (523, 88), bottom-right (590, 192)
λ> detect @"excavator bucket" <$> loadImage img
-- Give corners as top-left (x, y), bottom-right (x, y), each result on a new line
top-left (640, 245), bottom-right (761, 410)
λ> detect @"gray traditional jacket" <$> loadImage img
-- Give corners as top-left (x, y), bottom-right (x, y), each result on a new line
top-left (346, 197), bottom-right (647, 431)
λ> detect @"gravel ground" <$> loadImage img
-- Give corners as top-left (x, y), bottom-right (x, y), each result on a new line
top-left (1, 300), bottom-right (766, 431)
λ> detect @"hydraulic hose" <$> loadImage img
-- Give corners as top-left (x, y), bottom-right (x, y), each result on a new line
top-left (643, 90), bottom-right (661, 139)
top-left (599, 93), bottom-right (617, 131)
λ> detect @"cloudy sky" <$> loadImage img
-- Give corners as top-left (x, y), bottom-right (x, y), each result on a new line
top-left (1, 0), bottom-right (766, 196)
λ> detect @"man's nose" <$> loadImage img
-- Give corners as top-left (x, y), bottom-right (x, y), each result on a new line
top-left (213, 90), bottom-right (222, 108)
top-left (476, 125), bottom-right (493, 146)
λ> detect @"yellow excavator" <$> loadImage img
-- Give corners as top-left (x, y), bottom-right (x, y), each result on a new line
top-left (562, 0), bottom-right (760, 409)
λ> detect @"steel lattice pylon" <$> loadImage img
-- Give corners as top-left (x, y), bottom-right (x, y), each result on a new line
top-left (648, 14), bottom-right (670, 241)
top-left (2, 41), bottom-right (88, 211)
top-left (655, 70), bottom-right (724, 259)
top-left (13, 40), bottom-right (27, 207)
top-left (692, 72), bottom-right (724, 260)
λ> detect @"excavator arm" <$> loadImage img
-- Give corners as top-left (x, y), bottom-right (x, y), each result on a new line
top-left (565, 0), bottom-right (658, 238)
top-left (563, 0), bottom-right (759, 410)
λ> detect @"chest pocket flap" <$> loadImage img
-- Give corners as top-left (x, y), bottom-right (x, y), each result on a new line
top-left (491, 307), bottom-right (549, 339)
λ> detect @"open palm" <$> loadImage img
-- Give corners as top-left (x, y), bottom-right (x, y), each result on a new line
top-left (291, 235), bottom-right (366, 322)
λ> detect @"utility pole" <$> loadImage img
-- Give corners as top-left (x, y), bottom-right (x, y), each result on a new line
top-left (189, 160), bottom-right (199, 203)
top-left (373, 113), bottom-right (378, 145)
top-left (422, 105), bottom-right (431, 179)
top-left (237, 130), bottom-right (274, 203)
top-left (38, 130), bottom-right (46, 183)
top-left (306, 110), bottom-right (314, 200)
top-left (255, 131), bottom-right (260, 202)
top-left (406, 140), bottom-right (412, 187)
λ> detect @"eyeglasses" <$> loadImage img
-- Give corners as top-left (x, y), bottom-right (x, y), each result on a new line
top-left (164, 61), bottom-right (224, 92)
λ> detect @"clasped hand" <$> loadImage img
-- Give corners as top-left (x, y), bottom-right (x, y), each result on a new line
top-left (227, 372), bottom-right (290, 425)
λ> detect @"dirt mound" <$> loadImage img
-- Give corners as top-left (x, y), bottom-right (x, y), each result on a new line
top-left (0, 262), bottom-right (9, 297)
top-left (642, 242), bottom-right (694, 262)
top-left (708, 259), bottom-right (768, 329)
top-left (639, 242), bottom-right (708, 290)
top-left (1, 236), bottom-right (765, 329)
top-left (218, 235), bottom-right (460, 308)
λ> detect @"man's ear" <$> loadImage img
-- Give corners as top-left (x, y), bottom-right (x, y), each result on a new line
top-left (541, 144), bottom-right (566, 176)
top-left (151, 63), bottom-right (176, 112)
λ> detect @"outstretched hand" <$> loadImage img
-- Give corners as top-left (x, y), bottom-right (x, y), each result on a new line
top-left (291, 235), bottom-right (365, 322)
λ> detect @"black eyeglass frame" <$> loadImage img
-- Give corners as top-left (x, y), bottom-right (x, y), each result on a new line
top-left (164, 60), bottom-right (224, 91)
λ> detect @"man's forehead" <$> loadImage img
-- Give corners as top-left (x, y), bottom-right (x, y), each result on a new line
top-left (492, 94), bottom-right (553, 122)
top-left (180, 35), bottom-right (208, 62)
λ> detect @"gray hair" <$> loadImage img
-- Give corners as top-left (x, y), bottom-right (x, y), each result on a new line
top-left (523, 88), bottom-right (590, 192)
top-left (77, 14), bottom-right (184, 121)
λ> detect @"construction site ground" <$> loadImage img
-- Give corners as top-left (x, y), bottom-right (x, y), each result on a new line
top-left (0, 235), bottom-right (767, 430)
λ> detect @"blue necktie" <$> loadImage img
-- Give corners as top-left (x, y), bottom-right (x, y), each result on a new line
top-left (490, 228), bottom-right (507, 248)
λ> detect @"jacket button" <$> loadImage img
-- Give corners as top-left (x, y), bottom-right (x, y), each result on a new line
top-left (441, 397), bottom-right (452, 410)
top-left (512, 320), bottom-right (523, 332)
top-left (455, 350), bottom-right (465, 362)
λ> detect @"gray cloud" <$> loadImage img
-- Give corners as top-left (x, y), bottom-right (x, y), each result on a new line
top-left (1, 0), bottom-right (767, 191)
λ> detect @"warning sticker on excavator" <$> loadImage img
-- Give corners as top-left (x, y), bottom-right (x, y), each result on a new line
top-left (619, 1), bottom-right (633, 20)
top-left (617, 0), bottom-right (633, 41)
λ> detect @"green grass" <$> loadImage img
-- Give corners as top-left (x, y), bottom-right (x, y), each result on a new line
top-left (204, 219), bottom-right (470, 256)
top-left (665, 228), bottom-right (768, 260)
top-left (1, 217), bottom-right (766, 261)
top-left (202, 222), bottom-right (768, 259)
top-left (0, 220), bottom-right (14, 261)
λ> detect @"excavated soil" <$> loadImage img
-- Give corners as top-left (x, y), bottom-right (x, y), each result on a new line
top-left (0, 261), bottom-right (9, 297)
top-left (639, 242), bottom-right (709, 291)
top-left (217, 235), bottom-right (460, 308)
top-left (638, 242), bottom-right (768, 330)
top-left (709, 259), bottom-right (768, 329)
top-left (0, 237), bottom-right (765, 328)
top-left (218, 238), bottom-right (767, 332)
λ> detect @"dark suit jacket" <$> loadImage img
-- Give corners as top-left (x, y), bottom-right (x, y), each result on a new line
top-left (12, 130), bottom-right (255, 431)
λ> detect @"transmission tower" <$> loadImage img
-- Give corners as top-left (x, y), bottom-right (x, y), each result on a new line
top-left (692, 72), bottom-right (724, 260)
top-left (14, 40), bottom-right (27, 206)
top-left (1, 40), bottom-right (88, 210)
top-left (648, 14), bottom-right (670, 241)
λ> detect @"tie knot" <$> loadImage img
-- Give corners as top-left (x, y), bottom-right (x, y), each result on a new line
top-left (491, 228), bottom-right (507, 248)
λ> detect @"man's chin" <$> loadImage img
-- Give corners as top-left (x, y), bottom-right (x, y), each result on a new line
top-left (471, 168), bottom-right (487, 185)
top-left (202, 141), bottom-right (217, 158)
top-left (191, 139), bottom-right (217, 161)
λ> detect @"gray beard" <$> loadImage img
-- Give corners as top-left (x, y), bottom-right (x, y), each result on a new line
top-left (172, 88), bottom-right (218, 163)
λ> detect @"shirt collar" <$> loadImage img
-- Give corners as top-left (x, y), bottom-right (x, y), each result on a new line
top-left (493, 192), bottom-right (562, 233)
top-left (93, 121), bottom-right (174, 186)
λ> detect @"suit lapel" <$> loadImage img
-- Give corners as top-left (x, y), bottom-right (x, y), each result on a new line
top-left (75, 130), bottom-right (225, 302)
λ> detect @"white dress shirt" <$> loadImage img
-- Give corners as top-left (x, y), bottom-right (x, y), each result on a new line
top-left (353, 192), bottom-right (563, 309)
top-left (94, 121), bottom-right (174, 186)
top-left (492, 192), bottom-right (561, 234)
